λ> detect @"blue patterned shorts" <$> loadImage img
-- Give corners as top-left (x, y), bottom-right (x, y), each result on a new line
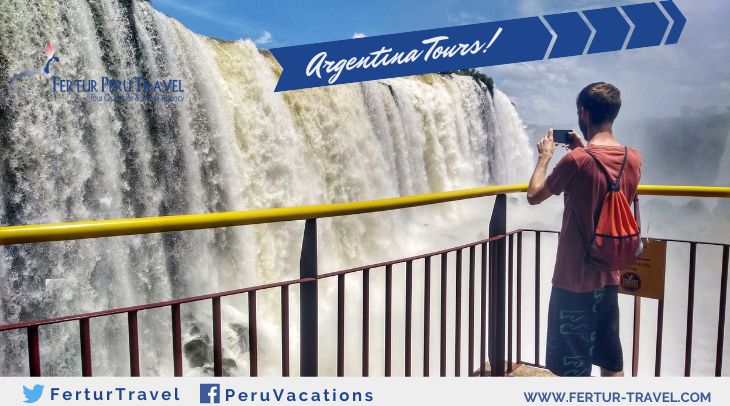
top-left (546, 285), bottom-right (623, 376)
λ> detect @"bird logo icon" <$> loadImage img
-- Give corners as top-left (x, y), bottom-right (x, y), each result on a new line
top-left (6, 41), bottom-right (61, 92)
top-left (43, 41), bottom-right (61, 74)
top-left (22, 384), bottom-right (44, 403)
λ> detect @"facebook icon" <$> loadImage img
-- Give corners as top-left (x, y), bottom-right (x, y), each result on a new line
top-left (199, 384), bottom-right (220, 404)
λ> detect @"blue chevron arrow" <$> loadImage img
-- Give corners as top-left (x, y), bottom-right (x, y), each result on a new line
top-left (661, 0), bottom-right (686, 44)
top-left (583, 7), bottom-right (632, 54)
top-left (622, 3), bottom-right (670, 49)
top-left (544, 12), bottom-right (592, 58)
top-left (270, 1), bottom-right (686, 91)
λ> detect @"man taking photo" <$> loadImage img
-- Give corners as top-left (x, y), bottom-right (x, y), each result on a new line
top-left (526, 82), bottom-right (642, 377)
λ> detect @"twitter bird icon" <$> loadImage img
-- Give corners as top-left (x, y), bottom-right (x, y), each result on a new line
top-left (22, 384), bottom-right (44, 403)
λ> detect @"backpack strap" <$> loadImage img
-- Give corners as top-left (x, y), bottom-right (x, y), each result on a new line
top-left (584, 146), bottom-right (628, 192)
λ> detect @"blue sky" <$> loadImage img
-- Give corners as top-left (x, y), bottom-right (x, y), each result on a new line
top-left (151, 0), bottom-right (729, 127)
top-left (150, 0), bottom-right (523, 47)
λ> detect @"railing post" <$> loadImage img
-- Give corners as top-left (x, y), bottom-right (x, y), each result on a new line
top-left (300, 219), bottom-right (318, 376)
top-left (488, 194), bottom-right (507, 376)
top-left (281, 286), bottom-right (290, 377)
top-left (632, 296), bottom-right (641, 377)
top-left (212, 297), bottom-right (223, 377)
top-left (685, 242), bottom-right (697, 376)
top-left (128, 311), bottom-right (140, 377)
top-left (717, 245), bottom-right (729, 376)
top-left (171, 304), bottom-right (183, 377)
top-left (27, 326), bottom-right (41, 377)
top-left (248, 292), bottom-right (258, 376)
top-left (80, 318), bottom-right (92, 376)
top-left (363, 268), bottom-right (370, 377)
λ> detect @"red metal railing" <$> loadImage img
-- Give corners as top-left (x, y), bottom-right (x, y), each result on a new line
top-left (0, 277), bottom-right (313, 377)
top-left (1, 194), bottom-right (728, 377)
top-left (0, 238), bottom-right (510, 377)
top-left (0, 194), bottom-right (510, 377)
top-left (319, 234), bottom-right (510, 377)
top-left (511, 229), bottom-right (730, 377)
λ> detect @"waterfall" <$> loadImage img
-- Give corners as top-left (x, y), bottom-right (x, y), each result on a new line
top-left (0, 0), bottom-right (533, 375)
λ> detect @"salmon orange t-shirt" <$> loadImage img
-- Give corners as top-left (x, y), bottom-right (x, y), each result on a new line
top-left (545, 145), bottom-right (642, 293)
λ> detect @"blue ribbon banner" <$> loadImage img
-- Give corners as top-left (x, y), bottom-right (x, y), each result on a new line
top-left (270, 1), bottom-right (684, 92)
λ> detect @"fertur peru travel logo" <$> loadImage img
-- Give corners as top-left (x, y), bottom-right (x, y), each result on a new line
top-left (6, 41), bottom-right (60, 91)
top-left (22, 384), bottom-right (44, 404)
top-left (4, 40), bottom-right (185, 104)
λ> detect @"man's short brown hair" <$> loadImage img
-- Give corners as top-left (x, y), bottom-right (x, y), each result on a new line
top-left (576, 82), bottom-right (621, 124)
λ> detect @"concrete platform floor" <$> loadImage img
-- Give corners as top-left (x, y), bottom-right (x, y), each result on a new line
top-left (472, 362), bottom-right (556, 377)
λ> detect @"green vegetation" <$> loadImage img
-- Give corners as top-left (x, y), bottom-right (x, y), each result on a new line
top-left (443, 68), bottom-right (494, 96)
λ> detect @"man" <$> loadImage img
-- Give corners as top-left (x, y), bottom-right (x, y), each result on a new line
top-left (526, 82), bottom-right (642, 377)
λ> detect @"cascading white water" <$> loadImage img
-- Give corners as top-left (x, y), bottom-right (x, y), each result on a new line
top-left (0, 0), bottom-right (533, 376)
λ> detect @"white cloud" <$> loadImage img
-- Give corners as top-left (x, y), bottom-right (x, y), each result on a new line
top-left (513, 0), bottom-right (628, 16)
top-left (352, 33), bottom-right (367, 39)
top-left (153, 0), bottom-right (272, 42)
top-left (254, 30), bottom-right (272, 45)
top-left (447, 11), bottom-right (486, 25)
top-left (482, 0), bottom-right (730, 127)
top-left (153, 0), bottom-right (246, 34)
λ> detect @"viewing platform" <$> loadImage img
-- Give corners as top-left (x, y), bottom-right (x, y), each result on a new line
top-left (1, 184), bottom-right (728, 377)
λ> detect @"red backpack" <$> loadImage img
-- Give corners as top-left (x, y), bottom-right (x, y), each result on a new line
top-left (580, 146), bottom-right (643, 271)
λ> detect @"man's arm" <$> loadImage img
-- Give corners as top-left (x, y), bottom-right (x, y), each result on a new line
top-left (527, 130), bottom-right (557, 205)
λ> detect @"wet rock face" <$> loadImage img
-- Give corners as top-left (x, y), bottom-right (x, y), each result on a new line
top-left (230, 323), bottom-right (249, 352)
top-left (201, 358), bottom-right (237, 376)
top-left (223, 358), bottom-right (238, 376)
top-left (184, 336), bottom-right (210, 368)
top-left (183, 323), bottom-right (248, 374)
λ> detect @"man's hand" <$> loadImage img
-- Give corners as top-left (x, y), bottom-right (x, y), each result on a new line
top-left (537, 129), bottom-right (557, 159)
top-left (527, 129), bottom-right (558, 205)
top-left (566, 131), bottom-right (586, 150)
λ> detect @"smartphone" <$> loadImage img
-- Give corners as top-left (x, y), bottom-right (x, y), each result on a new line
top-left (552, 130), bottom-right (573, 144)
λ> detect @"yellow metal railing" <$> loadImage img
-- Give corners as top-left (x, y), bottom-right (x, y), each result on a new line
top-left (0, 184), bottom-right (728, 246)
